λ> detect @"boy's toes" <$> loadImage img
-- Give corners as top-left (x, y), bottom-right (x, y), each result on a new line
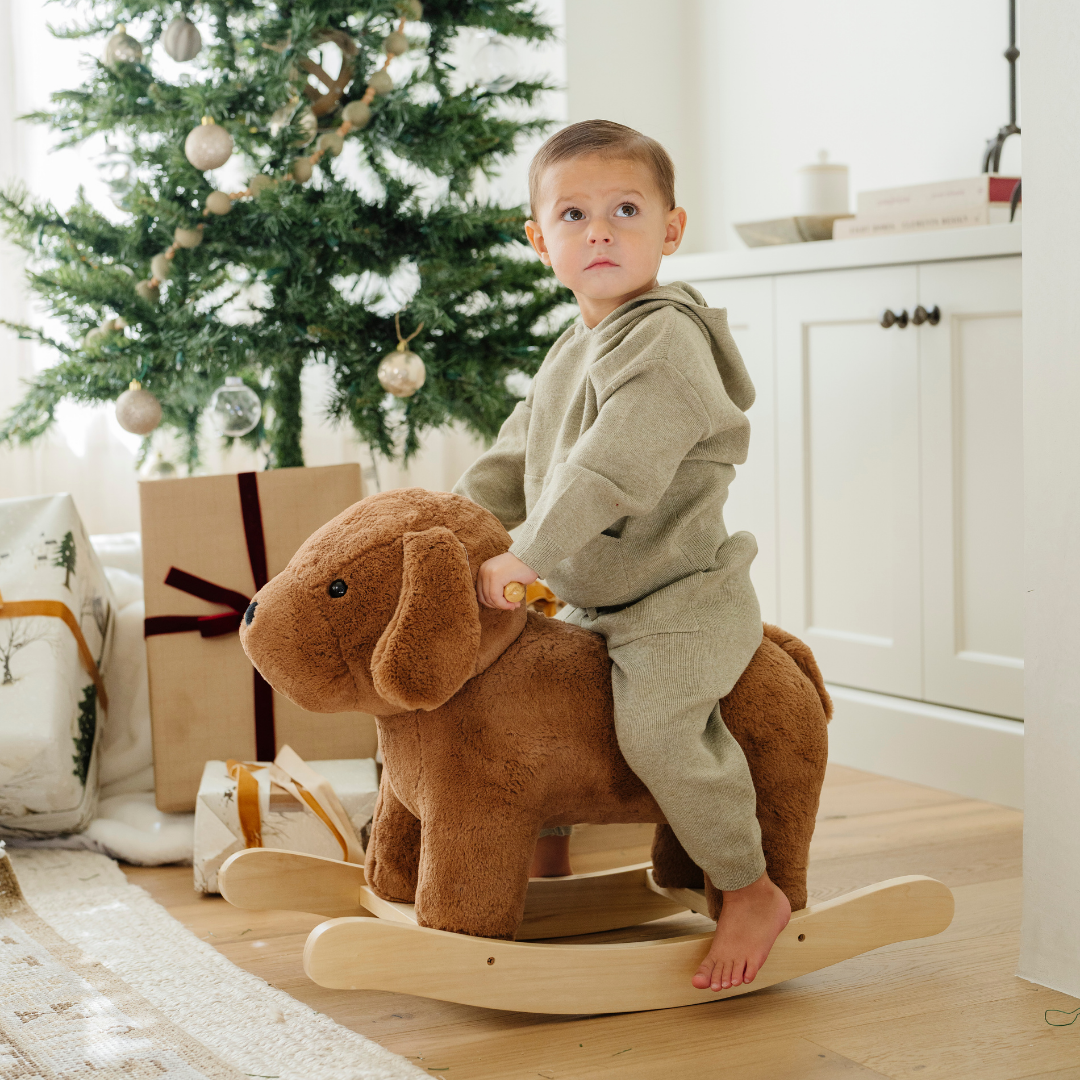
top-left (692, 960), bottom-right (715, 990)
top-left (716, 959), bottom-right (734, 991)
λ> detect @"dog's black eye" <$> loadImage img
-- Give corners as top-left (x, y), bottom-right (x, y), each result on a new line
top-left (328, 579), bottom-right (348, 598)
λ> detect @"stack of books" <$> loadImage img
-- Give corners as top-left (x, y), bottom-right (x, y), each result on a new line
top-left (832, 176), bottom-right (1021, 241)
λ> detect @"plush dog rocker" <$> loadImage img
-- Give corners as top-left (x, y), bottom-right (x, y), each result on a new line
top-left (223, 487), bottom-right (954, 1013)
top-left (239, 487), bottom-right (831, 937)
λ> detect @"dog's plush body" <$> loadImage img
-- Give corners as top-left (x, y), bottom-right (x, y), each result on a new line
top-left (240, 488), bottom-right (831, 941)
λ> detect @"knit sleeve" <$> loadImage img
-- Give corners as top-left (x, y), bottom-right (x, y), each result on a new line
top-left (452, 399), bottom-right (531, 530)
top-left (508, 363), bottom-right (709, 579)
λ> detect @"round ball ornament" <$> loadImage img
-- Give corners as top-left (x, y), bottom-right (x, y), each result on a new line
top-left (184, 117), bottom-right (234, 170)
top-left (207, 376), bottom-right (262, 437)
top-left (316, 132), bottom-right (344, 157)
top-left (342, 100), bottom-right (372, 129)
top-left (173, 226), bottom-right (203, 248)
top-left (474, 34), bottom-right (517, 92)
top-left (205, 190), bottom-right (233, 215)
top-left (377, 316), bottom-right (427, 398)
top-left (291, 157), bottom-right (313, 183)
top-left (150, 253), bottom-right (172, 281)
top-left (395, 0), bottom-right (424, 19)
top-left (269, 102), bottom-right (317, 146)
top-left (104, 25), bottom-right (143, 67)
top-left (135, 280), bottom-right (160, 303)
top-left (248, 174), bottom-right (276, 195)
top-left (115, 381), bottom-right (162, 435)
top-left (368, 70), bottom-right (394, 96)
top-left (378, 348), bottom-right (426, 398)
top-left (162, 15), bottom-right (202, 61)
top-left (383, 31), bottom-right (409, 56)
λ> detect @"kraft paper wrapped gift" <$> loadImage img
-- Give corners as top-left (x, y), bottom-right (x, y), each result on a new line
top-left (193, 746), bottom-right (377, 894)
top-left (0, 493), bottom-right (115, 836)
top-left (140, 464), bottom-right (377, 812)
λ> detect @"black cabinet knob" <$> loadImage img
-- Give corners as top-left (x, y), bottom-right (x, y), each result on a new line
top-left (912, 304), bottom-right (941, 326)
top-left (880, 308), bottom-right (909, 329)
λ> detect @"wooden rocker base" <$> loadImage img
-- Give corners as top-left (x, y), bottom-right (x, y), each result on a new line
top-left (218, 850), bottom-right (954, 1014)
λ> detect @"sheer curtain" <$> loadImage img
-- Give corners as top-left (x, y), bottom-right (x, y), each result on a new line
top-left (0, 1), bottom-right (564, 536)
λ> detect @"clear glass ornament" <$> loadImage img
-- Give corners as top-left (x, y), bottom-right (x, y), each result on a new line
top-left (473, 34), bottom-right (517, 92)
top-left (207, 376), bottom-right (262, 436)
top-left (377, 348), bottom-right (426, 397)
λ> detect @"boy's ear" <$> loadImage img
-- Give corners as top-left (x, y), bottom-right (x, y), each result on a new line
top-left (525, 220), bottom-right (551, 265)
top-left (662, 207), bottom-right (688, 257)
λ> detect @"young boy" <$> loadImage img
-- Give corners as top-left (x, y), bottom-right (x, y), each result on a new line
top-left (452, 120), bottom-right (790, 993)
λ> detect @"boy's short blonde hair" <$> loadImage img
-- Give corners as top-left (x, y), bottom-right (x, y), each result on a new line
top-left (528, 120), bottom-right (676, 218)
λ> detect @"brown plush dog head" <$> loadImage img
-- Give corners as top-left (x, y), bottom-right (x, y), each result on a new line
top-left (240, 488), bottom-right (527, 716)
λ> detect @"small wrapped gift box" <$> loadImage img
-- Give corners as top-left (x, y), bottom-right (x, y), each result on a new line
top-left (140, 465), bottom-right (377, 812)
top-left (0, 493), bottom-right (115, 836)
top-left (193, 746), bottom-right (377, 893)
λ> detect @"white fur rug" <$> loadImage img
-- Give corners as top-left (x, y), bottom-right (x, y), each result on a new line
top-left (3, 847), bottom-right (425, 1080)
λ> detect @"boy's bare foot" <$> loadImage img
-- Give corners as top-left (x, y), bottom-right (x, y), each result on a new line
top-left (692, 871), bottom-right (791, 991)
top-left (529, 834), bottom-right (572, 877)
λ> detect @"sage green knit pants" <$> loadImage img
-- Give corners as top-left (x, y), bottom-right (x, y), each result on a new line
top-left (559, 538), bottom-right (767, 891)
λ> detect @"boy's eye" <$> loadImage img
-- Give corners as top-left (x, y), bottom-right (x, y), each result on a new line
top-left (561, 208), bottom-right (585, 222)
top-left (615, 203), bottom-right (638, 218)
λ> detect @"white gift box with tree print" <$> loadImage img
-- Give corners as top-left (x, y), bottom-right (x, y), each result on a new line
top-left (0, 493), bottom-right (115, 835)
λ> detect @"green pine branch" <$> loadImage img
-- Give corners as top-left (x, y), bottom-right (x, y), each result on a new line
top-left (1, 0), bottom-right (572, 469)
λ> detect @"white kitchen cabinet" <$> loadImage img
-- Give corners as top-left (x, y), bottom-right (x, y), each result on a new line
top-left (774, 265), bottom-right (923, 699)
top-left (693, 276), bottom-right (778, 623)
top-left (664, 226), bottom-right (1025, 806)
top-left (918, 257), bottom-right (1024, 718)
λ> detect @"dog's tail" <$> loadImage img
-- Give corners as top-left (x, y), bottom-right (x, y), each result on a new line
top-left (762, 623), bottom-right (833, 721)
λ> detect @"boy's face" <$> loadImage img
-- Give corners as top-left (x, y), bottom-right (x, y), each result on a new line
top-left (525, 155), bottom-right (686, 318)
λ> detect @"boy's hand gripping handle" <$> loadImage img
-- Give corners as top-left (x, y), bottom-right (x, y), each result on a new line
top-left (503, 582), bottom-right (527, 604)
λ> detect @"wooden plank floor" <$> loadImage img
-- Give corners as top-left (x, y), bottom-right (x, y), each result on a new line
top-left (124, 764), bottom-right (1080, 1080)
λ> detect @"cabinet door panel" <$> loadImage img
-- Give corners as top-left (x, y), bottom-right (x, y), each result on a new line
top-left (919, 257), bottom-right (1023, 718)
top-left (776, 266), bottom-right (922, 697)
top-left (693, 277), bottom-right (777, 623)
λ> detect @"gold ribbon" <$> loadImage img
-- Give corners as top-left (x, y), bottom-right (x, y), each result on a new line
top-left (225, 747), bottom-right (361, 862)
top-left (0, 588), bottom-right (109, 711)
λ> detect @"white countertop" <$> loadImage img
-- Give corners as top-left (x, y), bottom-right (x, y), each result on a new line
top-left (661, 223), bottom-right (1022, 282)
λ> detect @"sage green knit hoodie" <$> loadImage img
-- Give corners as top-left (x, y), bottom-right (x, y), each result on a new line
top-left (454, 281), bottom-right (757, 612)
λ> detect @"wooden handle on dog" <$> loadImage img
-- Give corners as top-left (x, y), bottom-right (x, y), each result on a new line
top-left (503, 582), bottom-right (527, 603)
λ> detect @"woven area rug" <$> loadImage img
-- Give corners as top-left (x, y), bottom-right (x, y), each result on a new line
top-left (1, 847), bottom-right (425, 1080)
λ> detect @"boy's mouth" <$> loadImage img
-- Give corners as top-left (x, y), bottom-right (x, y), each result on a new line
top-left (585, 257), bottom-right (619, 269)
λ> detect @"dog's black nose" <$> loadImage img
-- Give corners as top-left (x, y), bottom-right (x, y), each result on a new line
top-left (244, 601), bottom-right (257, 626)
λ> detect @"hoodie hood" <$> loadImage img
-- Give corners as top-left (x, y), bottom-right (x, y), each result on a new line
top-left (583, 280), bottom-right (756, 413)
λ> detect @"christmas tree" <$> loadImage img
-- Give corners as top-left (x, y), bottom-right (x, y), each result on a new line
top-left (0, 1), bottom-right (569, 470)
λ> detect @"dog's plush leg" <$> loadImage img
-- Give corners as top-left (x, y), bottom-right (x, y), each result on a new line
top-left (414, 814), bottom-right (539, 940)
top-left (365, 778), bottom-right (422, 904)
top-left (650, 824), bottom-right (706, 889)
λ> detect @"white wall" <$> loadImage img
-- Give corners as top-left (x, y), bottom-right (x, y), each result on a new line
top-left (566, 0), bottom-right (1022, 253)
top-left (1017, 0), bottom-right (1080, 1000)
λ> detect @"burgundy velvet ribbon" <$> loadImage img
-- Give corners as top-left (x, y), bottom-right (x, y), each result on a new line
top-left (144, 471), bottom-right (276, 759)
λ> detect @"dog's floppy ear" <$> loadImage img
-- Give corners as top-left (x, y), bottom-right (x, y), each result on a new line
top-left (370, 526), bottom-right (482, 711)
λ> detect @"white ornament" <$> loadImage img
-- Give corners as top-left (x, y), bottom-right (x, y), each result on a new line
top-left (104, 25), bottom-right (143, 67)
top-left (207, 377), bottom-right (262, 437)
top-left (162, 15), bottom-right (202, 62)
top-left (378, 347), bottom-right (426, 398)
top-left (248, 175), bottom-right (276, 195)
top-left (473, 34), bottom-right (517, 92)
top-left (115, 381), bottom-right (162, 435)
top-left (184, 117), bottom-right (234, 170)
top-left (150, 253), bottom-right (172, 280)
top-left (269, 102), bottom-right (317, 147)
top-left (135, 280), bottom-right (160, 302)
top-left (291, 157), bottom-right (313, 183)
